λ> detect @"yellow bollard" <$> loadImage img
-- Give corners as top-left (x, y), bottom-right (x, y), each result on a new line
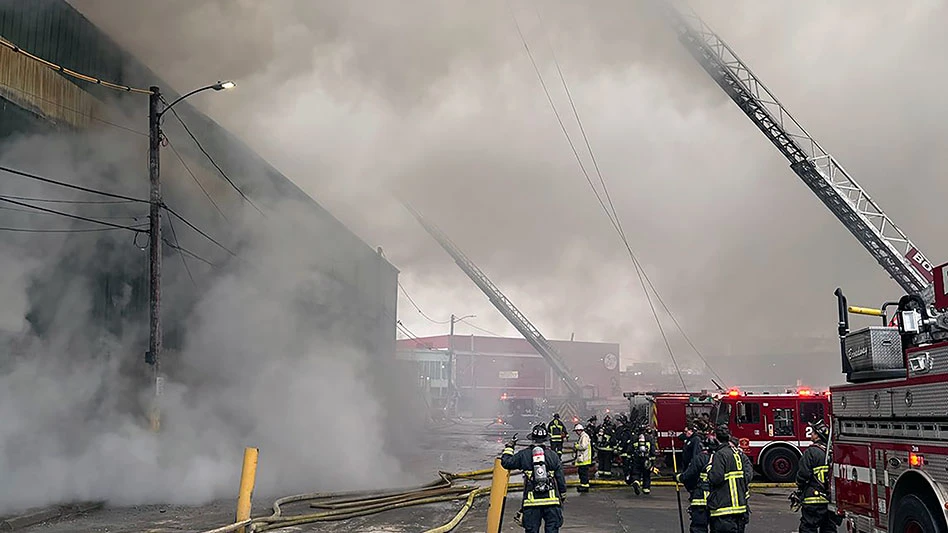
top-left (235, 447), bottom-right (259, 533)
top-left (486, 457), bottom-right (510, 533)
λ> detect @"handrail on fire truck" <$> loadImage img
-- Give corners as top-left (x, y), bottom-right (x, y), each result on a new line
top-left (655, 0), bottom-right (935, 304)
top-left (403, 202), bottom-right (586, 400)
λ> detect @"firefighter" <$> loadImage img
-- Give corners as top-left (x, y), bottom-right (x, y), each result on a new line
top-left (501, 423), bottom-right (568, 533)
top-left (679, 422), bottom-right (704, 472)
top-left (706, 425), bottom-right (750, 533)
top-left (796, 420), bottom-right (836, 533)
top-left (678, 430), bottom-right (711, 533)
top-left (548, 413), bottom-right (567, 455)
top-left (597, 416), bottom-right (615, 478)
top-left (629, 429), bottom-right (654, 494)
top-left (573, 423), bottom-right (592, 493)
top-left (614, 417), bottom-right (634, 485)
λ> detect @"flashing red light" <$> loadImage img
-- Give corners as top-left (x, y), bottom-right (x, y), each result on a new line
top-left (500, 393), bottom-right (507, 400)
top-left (497, 418), bottom-right (504, 424)
top-left (798, 389), bottom-right (814, 397)
top-left (909, 452), bottom-right (924, 468)
top-left (727, 389), bottom-right (741, 397)
top-left (572, 417), bottom-right (579, 423)
top-left (606, 409), bottom-right (611, 413)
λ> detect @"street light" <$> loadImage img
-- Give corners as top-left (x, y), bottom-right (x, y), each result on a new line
top-left (146, 81), bottom-right (235, 432)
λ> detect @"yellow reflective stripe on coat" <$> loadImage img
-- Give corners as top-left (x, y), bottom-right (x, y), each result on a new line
top-left (576, 458), bottom-right (592, 466)
top-left (503, 447), bottom-right (514, 455)
top-left (710, 504), bottom-right (747, 516)
top-left (523, 487), bottom-right (560, 507)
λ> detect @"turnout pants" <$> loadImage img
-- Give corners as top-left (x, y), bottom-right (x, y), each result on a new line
top-left (709, 513), bottom-right (747, 533)
top-left (576, 465), bottom-right (590, 492)
top-left (550, 440), bottom-right (563, 454)
top-left (598, 450), bottom-right (613, 476)
top-left (631, 457), bottom-right (652, 490)
top-left (688, 505), bottom-right (709, 533)
top-left (800, 504), bottom-right (836, 533)
top-left (621, 454), bottom-right (633, 484)
top-left (522, 505), bottom-right (563, 533)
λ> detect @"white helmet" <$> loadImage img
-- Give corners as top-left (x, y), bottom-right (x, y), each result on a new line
top-left (573, 423), bottom-right (584, 431)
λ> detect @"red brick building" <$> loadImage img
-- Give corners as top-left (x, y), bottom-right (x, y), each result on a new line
top-left (396, 335), bottom-right (621, 417)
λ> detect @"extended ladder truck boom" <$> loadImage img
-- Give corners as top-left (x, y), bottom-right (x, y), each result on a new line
top-left (657, 0), bottom-right (934, 302)
top-left (403, 203), bottom-right (587, 406)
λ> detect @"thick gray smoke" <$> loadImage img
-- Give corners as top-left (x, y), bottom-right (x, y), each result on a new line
top-left (66, 0), bottom-right (948, 388)
top-left (28, 0), bottom-right (939, 426)
top-left (0, 124), bottom-right (419, 513)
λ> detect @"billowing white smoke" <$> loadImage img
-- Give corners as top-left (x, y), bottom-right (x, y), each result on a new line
top-left (0, 128), bottom-right (415, 514)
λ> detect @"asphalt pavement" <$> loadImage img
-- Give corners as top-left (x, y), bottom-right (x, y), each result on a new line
top-left (10, 420), bottom-right (816, 532)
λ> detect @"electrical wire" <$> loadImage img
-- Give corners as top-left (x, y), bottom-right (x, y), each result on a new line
top-left (0, 224), bottom-right (146, 234)
top-left (397, 281), bottom-right (450, 324)
top-left (164, 136), bottom-right (228, 220)
top-left (0, 194), bottom-right (136, 205)
top-left (166, 214), bottom-right (195, 284)
top-left (0, 36), bottom-right (152, 94)
top-left (512, 3), bottom-right (705, 390)
top-left (0, 164), bottom-right (147, 203)
top-left (0, 81), bottom-right (148, 136)
top-left (161, 203), bottom-right (236, 257)
top-left (162, 237), bottom-right (217, 269)
top-left (0, 196), bottom-right (145, 232)
top-left (162, 103), bottom-right (264, 215)
top-left (0, 203), bottom-right (141, 219)
top-left (457, 318), bottom-right (501, 337)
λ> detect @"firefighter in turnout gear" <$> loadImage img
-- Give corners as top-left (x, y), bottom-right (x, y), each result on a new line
top-left (573, 423), bottom-right (592, 493)
top-left (613, 416), bottom-right (635, 484)
top-left (548, 413), bottom-right (567, 455)
top-left (501, 423), bottom-right (568, 533)
top-left (706, 425), bottom-right (751, 533)
top-left (596, 416), bottom-right (615, 478)
top-left (796, 420), bottom-right (837, 533)
top-left (678, 429), bottom-right (711, 533)
top-left (629, 430), bottom-right (654, 495)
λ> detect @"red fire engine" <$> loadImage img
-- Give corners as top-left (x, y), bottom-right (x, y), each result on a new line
top-left (629, 389), bottom-right (830, 482)
top-left (653, 1), bottom-right (946, 529)
top-left (830, 287), bottom-right (948, 532)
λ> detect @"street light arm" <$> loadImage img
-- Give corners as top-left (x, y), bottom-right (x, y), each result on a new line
top-left (156, 80), bottom-right (235, 119)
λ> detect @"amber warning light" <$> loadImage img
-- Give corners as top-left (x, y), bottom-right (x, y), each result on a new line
top-left (727, 389), bottom-right (741, 397)
top-left (909, 452), bottom-right (925, 468)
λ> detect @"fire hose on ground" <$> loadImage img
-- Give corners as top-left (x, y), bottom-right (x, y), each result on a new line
top-left (197, 448), bottom-right (795, 533)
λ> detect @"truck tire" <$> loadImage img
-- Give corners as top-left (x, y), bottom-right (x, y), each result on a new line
top-left (760, 447), bottom-right (798, 483)
top-left (892, 494), bottom-right (943, 533)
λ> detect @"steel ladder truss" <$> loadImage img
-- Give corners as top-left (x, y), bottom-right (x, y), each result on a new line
top-left (404, 203), bottom-right (586, 399)
top-left (660, 1), bottom-right (933, 298)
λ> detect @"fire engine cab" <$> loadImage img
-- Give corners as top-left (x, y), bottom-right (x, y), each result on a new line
top-left (712, 388), bottom-right (831, 483)
top-left (626, 388), bottom-right (830, 482)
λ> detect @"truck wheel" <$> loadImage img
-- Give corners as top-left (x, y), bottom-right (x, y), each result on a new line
top-left (892, 494), bottom-right (943, 533)
top-left (761, 447), bottom-right (798, 483)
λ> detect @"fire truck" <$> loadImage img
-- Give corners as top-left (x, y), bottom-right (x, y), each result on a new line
top-left (628, 389), bottom-right (830, 482)
top-left (655, 0), bottom-right (946, 529)
top-left (830, 288), bottom-right (948, 532)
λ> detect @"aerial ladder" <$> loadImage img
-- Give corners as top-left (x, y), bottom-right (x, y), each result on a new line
top-left (402, 202), bottom-right (591, 418)
top-left (656, 0), bottom-right (935, 303)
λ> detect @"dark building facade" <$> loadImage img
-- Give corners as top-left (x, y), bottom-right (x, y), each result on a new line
top-left (0, 0), bottom-right (397, 361)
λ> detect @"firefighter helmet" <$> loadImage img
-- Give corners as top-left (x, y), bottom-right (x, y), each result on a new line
top-left (809, 419), bottom-right (830, 442)
top-left (553, 413), bottom-right (560, 419)
top-left (531, 423), bottom-right (549, 441)
top-left (573, 423), bottom-right (584, 431)
top-left (714, 424), bottom-right (731, 443)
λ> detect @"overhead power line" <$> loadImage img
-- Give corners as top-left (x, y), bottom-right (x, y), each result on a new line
top-left (397, 281), bottom-right (450, 324)
top-left (161, 203), bottom-right (236, 257)
top-left (0, 164), bottom-right (146, 203)
top-left (0, 224), bottom-right (146, 234)
top-left (0, 36), bottom-right (152, 94)
top-left (164, 136), bottom-right (228, 221)
top-left (162, 104), bottom-right (264, 215)
top-left (457, 318), bottom-right (501, 337)
top-left (0, 194), bottom-right (136, 205)
top-left (0, 196), bottom-right (145, 232)
top-left (166, 214), bottom-right (195, 285)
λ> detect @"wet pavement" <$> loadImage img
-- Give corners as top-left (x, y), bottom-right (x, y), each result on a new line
top-left (12, 420), bottom-right (811, 532)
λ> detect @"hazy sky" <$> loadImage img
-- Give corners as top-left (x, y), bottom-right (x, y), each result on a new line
top-left (70, 0), bottom-right (948, 380)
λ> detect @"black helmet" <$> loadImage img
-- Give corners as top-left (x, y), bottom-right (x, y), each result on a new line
top-left (810, 420), bottom-right (830, 442)
top-left (714, 424), bottom-right (731, 443)
top-left (553, 413), bottom-right (560, 419)
top-left (531, 423), bottom-right (549, 442)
